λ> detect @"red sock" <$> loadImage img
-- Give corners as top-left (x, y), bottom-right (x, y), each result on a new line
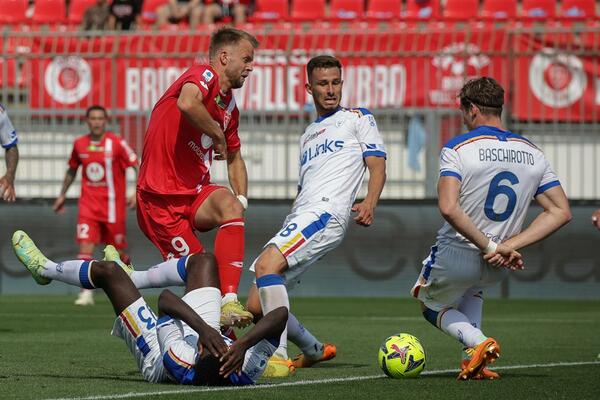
top-left (214, 218), bottom-right (245, 295)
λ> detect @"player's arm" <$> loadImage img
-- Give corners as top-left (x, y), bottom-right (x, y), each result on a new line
top-left (126, 165), bottom-right (138, 209)
top-left (157, 289), bottom-right (228, 358)
top-left (177, 82), bottom-right (227, 160)
top-left (226, 149), bottom-right (248, 210)
top-left (0, 145), bottom-right (18, 202)
top-left (53, 167), bottom-right (78, 213)
top-left (499, 186), bottom-right (571, 251)
top-left (352, 156), bottom-right (386, 227)
top-left (438, 176), bottom-right (522, 269)
top-left (219, 307), bottom-right (288, 377)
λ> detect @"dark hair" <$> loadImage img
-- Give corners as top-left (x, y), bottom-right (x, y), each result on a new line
top-left (306, 55), bottom-right (342, 81)
top-left (208, 27), bottom-right (259, 60)
top-left (458, 77), bottom-right (504, 117)
top-left (85, 105), bottom-right (107, 118)
top-left (192, 353), bottom-right (230, 386)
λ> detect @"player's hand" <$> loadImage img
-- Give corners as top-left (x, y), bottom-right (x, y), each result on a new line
top-left (592, 209), bottom-right (600, 230)
top-left (126, 194), bottom-right (136, 209)
top-left (352, 200), bottom-right (375, 227)
top-left (198, 327), bottom-right (228, 359)
top-left (219, 341), bottom-right (246, 378)
top-left (213, 136), bottom-right (227, 161)
top-left (483, 244), bottom-right (524, 270)
top-left (0, 175), bottom-right (16, 202)
top-left (52, 194), bottom-right (67, 214)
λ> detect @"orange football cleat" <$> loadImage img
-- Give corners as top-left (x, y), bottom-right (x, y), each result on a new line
top-left (457, 338), bottom-right (501, 380)
top-left (292, 343), bottom-right (337, 368)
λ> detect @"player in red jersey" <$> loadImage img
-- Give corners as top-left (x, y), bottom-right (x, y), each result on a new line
top-left (135, 27), bottom-right (258, 327)
top-left (53, 105), bottom-right (139, 306)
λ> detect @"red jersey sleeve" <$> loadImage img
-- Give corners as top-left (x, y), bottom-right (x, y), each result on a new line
top-left (118, 137), bottom-right (139, 168)
top-left (67, 142), bottom-right (81, 170)
top-left (182, 66), bottom-right (217, 98)
top-left (225, 107), bottom-right (241, 153)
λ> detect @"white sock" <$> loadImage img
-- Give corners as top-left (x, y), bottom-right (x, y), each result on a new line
top-left (257, 274), bottom-right (289, 359)
top-left (42, 259), bottom-right (96, 289)
top-left (130, 257), bottom-right (187, 288)
top-left (242, 338), bottom-right (279, 382)
top-left (439, 308), bottom-right (487, 348)
top-left (222, 292), bottom-right (238, 303)
top-left (288, 312), bottom-right (323, 359)
top-left (180, 287), bottom-right (221, 337)
top-left (458, 288), bottom-right (485, 359)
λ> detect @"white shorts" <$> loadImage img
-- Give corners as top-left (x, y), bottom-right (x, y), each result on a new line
top-left (157, 317), bottom-right (201, 385)
top-left (411, 243), bottom-right (509, 311)
top-left (251, 211), bottom-right (346, 288)
top-left (111, 297), bottom-right (169, 383)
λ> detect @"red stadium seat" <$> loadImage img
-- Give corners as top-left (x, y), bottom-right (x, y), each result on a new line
top-left (521, 0), bottom-right (556, 19)
top-left (404, 0), bottom-right (440, 19)
top-left (68, 0), bottom-right (97, 25)
top-left (329, 0), bottom-right (364, 20)
top-left (481, 0), bottom-right (517, 20)
top-left (32, 0), bottom-right (67, 24)
top-left (366, 0), bottom-right (401, 20)
top-left (141, 0), bottom-right (168, 24)
top-left (290, 0), bottom-right (326, 21)
top-left (0, 0), bottom-right (28, 24)
top-left (560, 0), bottom-right (596, 18)
top-left (250, 0), bottom-right (289, 22)
top-left (443, 0), bottom-right (479, 19)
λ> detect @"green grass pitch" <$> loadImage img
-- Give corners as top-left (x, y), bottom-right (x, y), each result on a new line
top-left (1, 296), bottom-right (599, 400)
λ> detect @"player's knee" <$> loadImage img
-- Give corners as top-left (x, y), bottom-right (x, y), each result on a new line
top-left (220, 194), bottom-right (244, 221)
top-left (254, 246), bottom-right (286, 277)
top-left (187, 253), bottom-right (220, 288)
top-left (91, 260), bottom-right (124, 284)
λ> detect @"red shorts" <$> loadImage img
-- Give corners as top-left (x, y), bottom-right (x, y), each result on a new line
top-left (136, 184), bottom-right (225, 260)
top-left (76, 216), bottom-right (127, 250)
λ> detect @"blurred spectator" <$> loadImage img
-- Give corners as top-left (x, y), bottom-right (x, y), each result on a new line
top-left (592, 208), bottom-right (600, 230)
top-left (82, 0), bottom-right (110, 30)
top-left (156, 0), bottom-right (204, 28)
top-left (108, 0), bottom-right (142, 30)
top-left (203, 0), bottom-right (251, 25)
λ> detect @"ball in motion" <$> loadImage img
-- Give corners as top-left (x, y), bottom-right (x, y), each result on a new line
top-left (378, 333), bottom-right (426, 378)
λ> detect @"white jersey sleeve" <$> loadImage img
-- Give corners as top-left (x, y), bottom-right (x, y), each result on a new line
top-left (439, 147), bottom-right (463, 181)
top-left (0, 105), bottom-right (18, 149)
top-left (535, 157), bottom-right (561, 196)
top-left (354, 109), bottom-right (386, 158)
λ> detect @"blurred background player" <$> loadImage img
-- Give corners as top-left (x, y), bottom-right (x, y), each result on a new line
top-left (411, 77), bottom-right (571, 380)
top-left (245, 55), bottom-right (387, 377)
top-left (0, 103), bottom-right (19, 202)
top-left (592, 209), bottom-right (600, 230)
top-left (12, 230), bottom-right (287, 386)
top-left (53, 105), bottom-right (139, 306)
top-left (135, 27), bottom-right (257, 327)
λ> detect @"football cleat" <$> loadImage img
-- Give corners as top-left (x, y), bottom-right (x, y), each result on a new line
top-left (74, 289), bottom-right (95, 306)
top-left (262, 355), bottom-right (296, 378)
top-left (292, 343), bottom-right (337, 368)
top-left (103, 245), bottom-right (134, 276)
top-left (457, 337), bottom-right (501, 380)
top-left (460, 359), bottom-right (500, 380)
top-left (220, 300), bottom-right (254, 328)
top-left (12, 230), bottom-right (51, 285)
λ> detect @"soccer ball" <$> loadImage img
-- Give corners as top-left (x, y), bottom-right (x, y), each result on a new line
top-left (378, 333), bottom-right (426, 378)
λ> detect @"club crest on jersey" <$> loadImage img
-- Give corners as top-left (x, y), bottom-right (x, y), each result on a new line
top-left (202, 70), bottom-right (214, 82)
top-left (86, 162), bottom-right (105, 182)
top-left (300, 139), bottom-right (344, 166)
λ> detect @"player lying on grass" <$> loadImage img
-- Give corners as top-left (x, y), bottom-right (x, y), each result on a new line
top-left (12, 230), bottom-right (287, 386)
top-left (411, 77), bottom-right (571, 381)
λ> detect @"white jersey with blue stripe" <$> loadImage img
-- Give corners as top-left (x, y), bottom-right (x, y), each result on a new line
top-left (0, 104), bottom-right (18, 149)
top-left (437, 125), bottom-right (560, 249)
top-left (293, 107), bottom-right (386, 223)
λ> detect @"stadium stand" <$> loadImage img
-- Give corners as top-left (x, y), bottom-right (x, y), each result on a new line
top-left (249, 0), bottom-right (289, 22)
top-left (443, 0), bottom-right (479, 20)
top-left (290, 0), bottom-right (327, 21)
top-left (560, 0), bottom-right (597, 18)
top-left (140, 0), bottom-right (168, 25)
top-left (0, 0), bottom-right (28, 24)
top-left (404, 0), bottom-right (441, 19)
top-left (68, 0), bottom-right (98, 25)
top-left (480, 0), bottom-right (517, 20)
top-left (521, 0), bottom-right (556, 18)
top-left (329, 0), bottom-right (364, 20)
top-left (366, 0), bottom-right (402, 20)
top-left (31, 0), bottom-right (67, 24)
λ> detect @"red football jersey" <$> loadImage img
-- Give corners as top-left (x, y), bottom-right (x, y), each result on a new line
top-left (68, 132), bottom-right (139, 223)
top-left (138, 64), bottom-right (241, 195)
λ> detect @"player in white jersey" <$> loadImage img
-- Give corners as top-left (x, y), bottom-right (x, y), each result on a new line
top-left (411, 77), bottom-right (571, 380)
top-left (0, 103), bottom-right (19, 202)
top-left (12, 230), bottom-right (287, 386)
top-left (245, 55), bottom-right (387, 377)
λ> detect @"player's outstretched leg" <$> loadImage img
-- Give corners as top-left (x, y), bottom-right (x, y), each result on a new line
top-left (12, 230), bottom-right (51, 285)
top-left (288, 312), bottom-right (336, 368)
